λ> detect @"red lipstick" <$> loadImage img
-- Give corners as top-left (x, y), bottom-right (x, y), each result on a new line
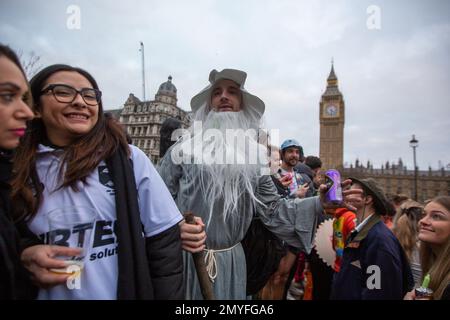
top-left (10, 128), bottom-right (26, 137)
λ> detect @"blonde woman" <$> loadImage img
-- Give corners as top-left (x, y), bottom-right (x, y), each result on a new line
top-left (393, 200), bottom-right (423, 285)
top-left (405, 196), bottom-right (450, 300)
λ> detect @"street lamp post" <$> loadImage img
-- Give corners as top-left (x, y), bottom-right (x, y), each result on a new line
top-left (409, 134), bottom-right (419, 201)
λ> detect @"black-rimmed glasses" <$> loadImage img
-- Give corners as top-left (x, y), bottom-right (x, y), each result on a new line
top-left (41, 84), bottom-right (102, 106)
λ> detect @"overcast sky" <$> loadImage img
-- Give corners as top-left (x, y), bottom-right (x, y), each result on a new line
top-left (1, 0), bottom-right (449, 170)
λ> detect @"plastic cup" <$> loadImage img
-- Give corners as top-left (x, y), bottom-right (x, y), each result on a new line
top-left (415, 287), bottom-right (433, 300)
top-left (47, 206), bottom-right (97, 274)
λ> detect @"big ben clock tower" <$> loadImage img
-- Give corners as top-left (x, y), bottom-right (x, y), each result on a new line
top-left (319, 62), bottom-right (345, 170)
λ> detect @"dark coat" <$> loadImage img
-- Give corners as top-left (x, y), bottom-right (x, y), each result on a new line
top-left (294, 163), bottom-right (316, 197)
top-left (270, 175), bottom-right (290, 198)
top-left (331, 214), bottom-right (414, 300)
top-left (107, 147), bottom-right (184, 299)
top-left (0, 151), bottom-right (35, 299)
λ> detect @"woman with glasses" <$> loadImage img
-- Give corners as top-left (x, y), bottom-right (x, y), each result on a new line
top-left (11, 64), bottom-right (184, 299)
top-left (0, 44), bottom-right (35, 299)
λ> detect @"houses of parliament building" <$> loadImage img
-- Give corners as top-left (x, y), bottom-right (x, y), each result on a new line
top-left (319, 64), bottom-right (449, 202)
top-left (110, 67), bottom-right (449, 202)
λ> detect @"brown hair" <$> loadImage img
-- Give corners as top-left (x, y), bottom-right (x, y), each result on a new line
top-left (392, 194), bottom-right (409, 206)
top-left (419, 196), bottom-right (450, 299)
top-left (11, 64), bottom-right (129, 221)
top-left (393, 207), bottom-right (422, 262)
top-left (0, 44), bottom-right (33, 109)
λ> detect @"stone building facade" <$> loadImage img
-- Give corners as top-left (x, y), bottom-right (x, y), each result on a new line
top-left (116, 76), bottom-right (190, 163)
top-left (341, 159), bottom-right (449, 202)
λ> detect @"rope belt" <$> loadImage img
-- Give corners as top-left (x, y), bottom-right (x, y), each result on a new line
top-left (203, 243), bottom-right (239, 282)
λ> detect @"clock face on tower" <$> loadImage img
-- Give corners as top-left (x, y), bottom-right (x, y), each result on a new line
top-left (325, 105), bottom-right (338, 117)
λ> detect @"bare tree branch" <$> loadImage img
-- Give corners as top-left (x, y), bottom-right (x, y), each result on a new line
top-left (18, 50), bottom-right (42, 79)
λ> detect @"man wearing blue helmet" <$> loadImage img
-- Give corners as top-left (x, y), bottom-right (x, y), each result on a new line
top-left (276, 139), bottom-right (312, 199)
top-left (281, 139), bottom-right (304, 161)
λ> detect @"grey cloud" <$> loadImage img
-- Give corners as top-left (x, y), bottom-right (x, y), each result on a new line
top-left (0, 0), bottom-right (448, 170)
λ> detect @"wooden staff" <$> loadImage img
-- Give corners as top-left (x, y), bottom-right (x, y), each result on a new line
top-left (184, 211), bottom-right (215, 300)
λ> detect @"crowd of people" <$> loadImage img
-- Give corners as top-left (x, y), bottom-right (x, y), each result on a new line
top-left (1, 43), bottom-right (449, 300)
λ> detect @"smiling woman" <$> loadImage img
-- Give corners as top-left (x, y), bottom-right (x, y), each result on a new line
top-left (37, 71), bottom-right (100, 146)
top-left (10, 64), bottom-right (184, 300)
top-left (417, 196), bottom-right (450, 300)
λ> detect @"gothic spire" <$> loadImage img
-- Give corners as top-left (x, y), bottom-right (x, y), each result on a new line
top-left (322, 59), bottom-right (341, 97)
top-left (328, 58), bottom-right (337, 82)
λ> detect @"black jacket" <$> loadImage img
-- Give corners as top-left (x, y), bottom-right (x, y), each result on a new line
top-left (270, 175), bottom-right (290, 198)
top-left (294, 163), bottom-right (316, 197)
top-left (0, 151), bottom-right (35, 299)
top-left (107, 147), bottom-right (184, 299)
top-left (145, 223), bottom-right (184, 299)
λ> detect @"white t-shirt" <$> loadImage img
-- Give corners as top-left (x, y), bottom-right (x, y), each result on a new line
top-left (27, 144), bottom-right (183, 300)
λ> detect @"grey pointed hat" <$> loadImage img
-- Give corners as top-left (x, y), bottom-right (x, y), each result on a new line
top-left (190, 68), bottom-right (265, 119)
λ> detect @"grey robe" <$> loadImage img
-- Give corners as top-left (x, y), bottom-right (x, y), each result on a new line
top-left (158, 155), bottom-right (322, 300)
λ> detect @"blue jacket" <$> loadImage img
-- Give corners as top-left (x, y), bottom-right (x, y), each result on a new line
top-left (331, 214), bottom-right (414, 300)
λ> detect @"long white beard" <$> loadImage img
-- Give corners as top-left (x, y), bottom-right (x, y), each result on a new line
top-left (172, 108), bottom-right (268, 227)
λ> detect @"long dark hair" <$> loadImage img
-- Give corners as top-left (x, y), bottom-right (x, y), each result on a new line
top-left (159, 117), bottom-right (182, 158)
top-left (393, 206), bottom-right (423, 262)
top-left (0, 44), bottom-right (33, 109)
top-left (0, 44), bottom-right (26, 77)
top-left (11, 64), bottom-right (129, 221)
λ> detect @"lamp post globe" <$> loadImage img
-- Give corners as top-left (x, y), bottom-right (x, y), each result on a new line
top-left (409, 134), bottom-right (419, 201)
